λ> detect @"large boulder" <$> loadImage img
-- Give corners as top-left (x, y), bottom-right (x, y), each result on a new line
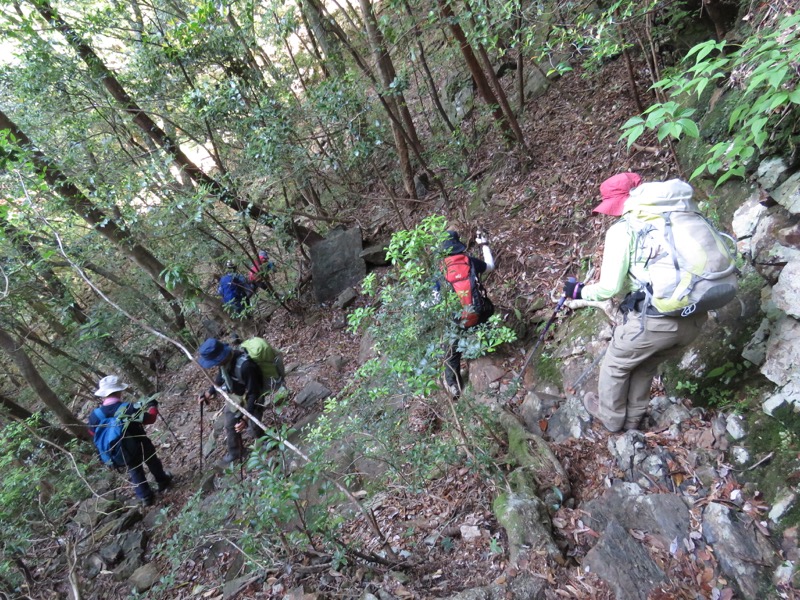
top-left (702, 502), bottom-right (778, 599)
top-left (583, 518), bottom-right (666, 600)
top-left (310, 227), bottom-right (366, 303)
top-left (773, 171), bottom-right (800, 215)
top-left (772, 260), bottom-right (800, 318)
top-left (583, 482), bottom-right (691, 549)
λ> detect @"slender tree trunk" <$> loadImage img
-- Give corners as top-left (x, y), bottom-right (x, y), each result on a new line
top-left (0, 326), bottom-right (90, 441)
top-left (402, 0), bottom-right (456, 134)
top-left (437, 0), bottom-right (512, 139)
top-left (474, 42), bottom-right (529, 151)
top-left (28, 0), bottom-right (322, 248)
top-left (358, 0), bottom-right (418, 198)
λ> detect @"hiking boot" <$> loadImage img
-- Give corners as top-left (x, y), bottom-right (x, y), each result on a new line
top-left (158, 471), bottom-right (174, 492)
top-left (441, 374), bottom-right (461, 399)
top-left (215, 453), bottom-right (241, 469)
top-left (581, 392), bottom-right (599, 419)
top-left (140, 495), bottom-right (155, 507)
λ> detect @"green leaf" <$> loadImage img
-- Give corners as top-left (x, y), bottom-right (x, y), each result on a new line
top-left (622, 124), bottom-right (645, 148)
top-left (678, 119), bottom-right (700, 138)
top-left (690, 164), bottom-right (707, 180)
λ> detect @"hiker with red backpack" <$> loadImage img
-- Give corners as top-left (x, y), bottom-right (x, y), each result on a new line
top-left (87, 375), bottom-right (173, 506)
top-left (565, 173), bottom-right (737, 433)
top-left (440, 230), bottom-right (495, 398)
top-left (196, 337), bottom-right (284, 468)
top-left (247, 250), bottom-right (275, 292)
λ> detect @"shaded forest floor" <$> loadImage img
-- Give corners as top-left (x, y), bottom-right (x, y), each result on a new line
top-left (62, 56), bottom-right (793, 599)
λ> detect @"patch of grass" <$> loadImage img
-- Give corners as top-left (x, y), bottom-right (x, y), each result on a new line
top-left (742, 403), bottom-right (800, 530)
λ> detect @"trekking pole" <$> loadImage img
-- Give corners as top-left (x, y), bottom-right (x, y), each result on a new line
top-left (238, 434), bottom-right (245, 482)
top-left (158, 412), bottom-right (183, 448)
top-left (199, 401), bottom-right (204, 471)
top-left (513, 294), bottom-right (568, 383)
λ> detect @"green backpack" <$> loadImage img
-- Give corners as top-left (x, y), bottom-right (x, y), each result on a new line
top-left (625, 180), bottom-right (738, 317)
top-left (237, 337), bottom-right (284, 382)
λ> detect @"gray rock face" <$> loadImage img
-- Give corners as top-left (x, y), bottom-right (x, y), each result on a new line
top-left (113, 552), bottom-right (144, 581)
top-left (546, 396), bottom-right (591, 442)
top-left (607, 430), bottom-right (648, 471)
top-left (332, 287), bottom-right (358, 310)
top-left (583, 518), bottom-right (666, 600)
top-left (773, 171), bottom-right (800, 215)
top-left (655, 403), bottom-right (692, 429)
top-left (757, 156), bottom-right (791, 190)
top-left (761, 315), bottom-right (800, 386)
top-left (310, 227), bottom-right (366, 303)
top-left (772, 261), bottom-right (800, 318)
top-left (75, 496), bottom-right (123, 528)
top-left (359, 244), bottom-right (390, 266)
top-left (129, 562), bottom-right (160, 593)
top-left (762, 379), bottom-right (800, 414)
top-left (468, 357), bottom-right (506, 393)
top-left (494, 493), bottom-right (561, 565)
top-left (702, 502), bottom-right (778, 599)
top-left (293, 380), bottom-right (331, 408)
top-left (742, 318), bottom-right (770, 366)
top-left (583, 482), bottom-right (691, 548)
top-left (732, 191), bottom-right (768, 246)
top-left (726, 414), bottom-right (746, 440)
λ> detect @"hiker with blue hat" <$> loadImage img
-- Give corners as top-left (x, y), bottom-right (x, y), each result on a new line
top-left (87, 375), bottom-right (173, 506)
top-left (196, 338), bottom-right (267, 468)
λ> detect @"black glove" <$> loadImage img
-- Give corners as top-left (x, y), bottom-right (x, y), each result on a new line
top-left (145, 399), bottom-right (158, 409)
top-left (564, 278), bottom-right (584, 299)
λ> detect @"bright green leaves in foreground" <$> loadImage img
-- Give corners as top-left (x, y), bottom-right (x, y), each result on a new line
top-left (620, 12), bottom-right (800, 185)
top-left (349, 215), bottom-right (516, 398)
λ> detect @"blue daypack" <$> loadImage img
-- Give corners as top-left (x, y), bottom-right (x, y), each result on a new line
top-left (92, 404), bottom-right (130, 466)
top-left (218, 274), bottom-right (251, 310)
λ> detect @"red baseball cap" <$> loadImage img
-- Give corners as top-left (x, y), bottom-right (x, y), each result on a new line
top-left (594, 172), bottom-right (642, 216)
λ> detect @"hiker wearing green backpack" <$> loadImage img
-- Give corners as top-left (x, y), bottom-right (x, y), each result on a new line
top-left (87, 375), bottom-right (173, 506)
top-left (564, 173), bottom-right (737, 433)
top-left (197, 337), bottom-right (285, 468)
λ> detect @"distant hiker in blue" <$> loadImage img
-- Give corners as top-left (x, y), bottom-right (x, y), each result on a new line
top-left (218, 260), bottom-right (254, 317)
top-left (87, 375), bottom-right (173, 506)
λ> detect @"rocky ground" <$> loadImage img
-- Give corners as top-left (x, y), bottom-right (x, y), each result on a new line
top-left (48, 55), bottom-right (800, 600)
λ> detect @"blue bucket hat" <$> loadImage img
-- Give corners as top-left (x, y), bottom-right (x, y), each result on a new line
top-left (197, 338), bottom-right (232, 369)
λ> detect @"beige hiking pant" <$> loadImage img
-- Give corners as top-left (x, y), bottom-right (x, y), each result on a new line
top-left (597, 312), bottom-right (705, 432)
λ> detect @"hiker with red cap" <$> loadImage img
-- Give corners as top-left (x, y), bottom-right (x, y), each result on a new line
top-left (564, 173), bottom-right (737, 432)
top-left (247, 250), bottom-right (275, 292)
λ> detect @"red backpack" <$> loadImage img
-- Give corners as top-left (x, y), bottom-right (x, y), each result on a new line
top-left (443, 254), bottom-right (494, 328)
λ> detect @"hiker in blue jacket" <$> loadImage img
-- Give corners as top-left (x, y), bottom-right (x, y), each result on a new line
top-left (87, 375), bottom-right (173, 506)
top-left (218, 261), bottom-right (254, 317)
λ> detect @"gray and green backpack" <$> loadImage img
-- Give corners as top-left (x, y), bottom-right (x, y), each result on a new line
top-left (625, 179), bottom-right (738, 317)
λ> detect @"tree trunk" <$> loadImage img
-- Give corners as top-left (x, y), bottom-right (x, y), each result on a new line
top-left (358, 0), bottom-right (418, 198)
top-left (0, 326), bottom-right (90, 441)
top-left (402, 0), bottom-right (456, 134)
top-left (474, 42), bottom-right (529, 151)
top-left (437, 0), bottom-right (512, 139)
top-left (29, 0), bottom-right (322, 248)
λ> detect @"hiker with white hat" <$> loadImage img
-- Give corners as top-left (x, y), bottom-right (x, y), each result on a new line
top-left (87, 375), bottom-right (173, 506)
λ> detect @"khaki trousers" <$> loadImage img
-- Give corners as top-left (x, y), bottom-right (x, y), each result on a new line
top-left (597, 312), bottom-right (705, 432)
